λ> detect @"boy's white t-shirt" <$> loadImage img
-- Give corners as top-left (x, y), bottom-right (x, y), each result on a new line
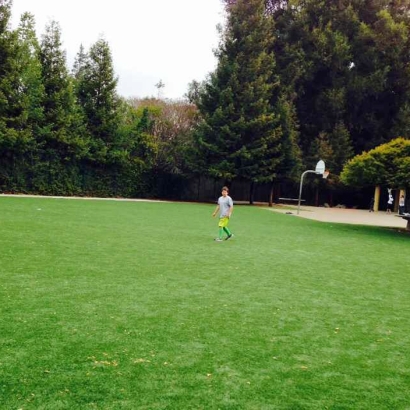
top-left (218, 195), bottom-right (233, 218)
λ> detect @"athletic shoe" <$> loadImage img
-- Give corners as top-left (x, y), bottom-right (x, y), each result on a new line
top-left (214, 238), bottom-right (223, 242)
top-left (225, 234), bottom-right (234, 241)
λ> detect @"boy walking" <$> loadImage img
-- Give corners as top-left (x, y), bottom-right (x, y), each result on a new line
top-left (212, 186), bottom-right (234, 241)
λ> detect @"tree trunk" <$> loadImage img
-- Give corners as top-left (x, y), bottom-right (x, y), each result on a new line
top-left (249, 181), bottom-right (255, 205)
top-left (269, 181), bottom-right (274, 207)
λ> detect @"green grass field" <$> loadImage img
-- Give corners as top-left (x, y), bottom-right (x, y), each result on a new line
top-left (1, 196), bottom-right (410, 409)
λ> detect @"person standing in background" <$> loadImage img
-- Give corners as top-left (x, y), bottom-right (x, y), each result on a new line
top-left (369, 197), bottom-right (375, 212)
top-left (386, 192), bottom-right (394, 214)
top-left (399, 195), bottom-right (405, 215)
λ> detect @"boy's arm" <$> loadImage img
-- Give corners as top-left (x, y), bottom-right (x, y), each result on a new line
top-left (212, 205), bottom-right (220, 217)
top-left (228, 198), bottom-right (233, 217)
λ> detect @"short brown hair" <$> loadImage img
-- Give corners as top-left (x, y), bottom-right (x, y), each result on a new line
top-left (222, 186), bottom-right (229, 192)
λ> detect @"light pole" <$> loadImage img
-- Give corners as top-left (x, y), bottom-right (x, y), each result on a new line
top-left (297, 160), bottom-right (327, 215)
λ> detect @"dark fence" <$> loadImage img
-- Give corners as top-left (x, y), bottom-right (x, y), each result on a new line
top-left (153, 173), bottom-right (376, 210)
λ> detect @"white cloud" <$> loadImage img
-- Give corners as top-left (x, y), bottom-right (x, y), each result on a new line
top-left (10, 0), bottom-right (225, 99)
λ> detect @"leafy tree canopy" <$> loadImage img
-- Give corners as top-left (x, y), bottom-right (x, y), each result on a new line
top-left (340, 137), bottom-right (410, 188)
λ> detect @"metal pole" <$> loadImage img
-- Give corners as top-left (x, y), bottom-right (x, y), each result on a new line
top-left (297, 170), bottom-right (316, 215)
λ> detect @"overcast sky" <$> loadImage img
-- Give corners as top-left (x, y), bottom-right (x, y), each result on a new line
top-left (10, 0), bottom-right (226, 100)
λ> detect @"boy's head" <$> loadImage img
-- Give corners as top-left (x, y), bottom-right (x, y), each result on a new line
top-left (221, 186), bottom-right (229, 196)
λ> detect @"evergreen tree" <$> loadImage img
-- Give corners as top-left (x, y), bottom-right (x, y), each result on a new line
top-left (197, 0), bottom-right (284, 202)
top-left (347, 3), bottom-right (410, 152)
top-left (16, 13), bottom-right (44, 135)
top-left (0, 0), bottom-right (21, 132)
top-left (72, 44), bottom-right (88, 80)
top-left (36, 20), bottom-right (88, 193)
top-left (0, 0), bottom-right (14, 129)
top-left (269, 0), bottom-right (410, 172)
top-left (0, 1), bottom-right (13, 118)
top-left (0, 1), bottom-right (37, 189)
top-left (39, 21), bottom-right (86, 155)
top-left (75, 38), bottom-right (120, 161)
top-left (0, 0), bottom-right (14, 189)
top-left (329, 121), bottom-right (353, 175)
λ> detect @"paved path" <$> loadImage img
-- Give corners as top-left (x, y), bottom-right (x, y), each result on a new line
top-left (267, 205), bottom-right (408, 230)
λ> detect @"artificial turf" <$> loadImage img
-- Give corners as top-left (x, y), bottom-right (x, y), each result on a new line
top-left (1, 196), bottom-right (410, 409)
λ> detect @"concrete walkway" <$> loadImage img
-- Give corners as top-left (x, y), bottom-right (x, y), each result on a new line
top-left (267, 205), bottom-right (409, 230)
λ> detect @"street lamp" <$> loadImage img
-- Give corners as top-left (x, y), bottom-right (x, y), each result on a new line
top-left (297, 160), bottom-right (328, 215)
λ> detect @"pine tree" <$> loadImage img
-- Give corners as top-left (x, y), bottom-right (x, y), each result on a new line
top-left (35, 20), bottom-right (89, 193)
top-left (347, 3), bottom-right (410, 153)
top-left (16, 13), bottom-right (44, 135)
top-left (269, 0), bottom-right (410, 170)
top-left (0, 0), bottom-right (14, 122)
top-left (75, 38), bottom-right (120, 161)
top-left (0, 0), bottom-right (20, 131)
top-left (72, 44), bottom-right (88, 80)
top-left (0, 1), bottom-right (37, 190)
top-left (39, 21), bottom-right (84, 155)
top-left (0, 1), bottom-right (14, 120)
top-left (0, 0), bottom-right (14, 189)
top-left (197, 0), bottom-right (283, 201)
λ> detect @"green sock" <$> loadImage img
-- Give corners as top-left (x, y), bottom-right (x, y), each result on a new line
top-left (223, 227), bottom-right (231, 236)
top-left (219, 228), bottom-right (224, 239)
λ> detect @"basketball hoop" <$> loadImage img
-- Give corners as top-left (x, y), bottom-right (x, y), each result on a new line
top-left (323, 171), bottom-right (330, 179)
top-left (315, 160), bottom-right (325, 174)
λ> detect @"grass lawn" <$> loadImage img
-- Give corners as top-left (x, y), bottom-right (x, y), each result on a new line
top-left (1, 196), bottom-right (410, 410)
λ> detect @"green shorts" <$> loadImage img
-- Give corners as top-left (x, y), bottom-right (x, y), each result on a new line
top-left (218, 216), bottom-right (230, 228)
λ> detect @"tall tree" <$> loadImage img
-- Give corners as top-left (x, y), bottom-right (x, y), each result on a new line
top-left (39, 21), bottom-right (86, 159)
top-left (0, 0), bottom-right (21, 132)
top-left (348, 3), bottom-right (410, 153)
top-left (0, 1), bottom-right (37, 190)
top-left (35, 20), bottom-right (88, 193)
top-left (72, 43), bottom-right (88, 80)
top-left (0, 0), bottom-right (14, 127)
top-left (0, 0), bottom-right (16, 128)
top-left (16, 12), bottom-right (44, 135)
top-left (197, 0), bottom-right (285, 202)
top-left (269, 0), bottom-right (410, 172)
top-left (75, 38), bottom-right (120, 161)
